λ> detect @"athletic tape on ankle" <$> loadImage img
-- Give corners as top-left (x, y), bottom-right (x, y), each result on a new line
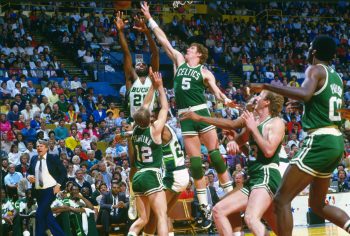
top-left (344, 219), bottom-right (350, 232)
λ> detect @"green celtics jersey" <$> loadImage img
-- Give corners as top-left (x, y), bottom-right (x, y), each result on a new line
top-left (162, 124), bottom-right (185, 172)
top-left (132, 125), bottom-right (163, 170)
top-left (248, 117), bottom-right (281, 174)
top-left (174, 63), bottom-right (207, 109)
top-left (302, 64), bottom-right (343, 130)
top-left (129, 77), bottom-right (155, 117)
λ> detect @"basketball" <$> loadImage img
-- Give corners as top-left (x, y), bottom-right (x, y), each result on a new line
top-left (113, 0), bottom-right (131, 10)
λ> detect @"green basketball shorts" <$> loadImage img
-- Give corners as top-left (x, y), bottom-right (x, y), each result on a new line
top-left (132, 168), bottom-right (164, 196)
top-left (178, 104), bottom-right (215, 136)
top-left (241, 164), bottom-right (282, 197)
top-left (290, 128), bottom-right (344, 178)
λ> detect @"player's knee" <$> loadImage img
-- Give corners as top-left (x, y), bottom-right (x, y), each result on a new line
top-left (244, 213), bottom-right (257, 228)
top-left (309, 201), bottom-right (325, 217)
top-left (189, 156), bottom-right (204, 180)
top-left (273, 192), bottom-right (286, 210)
top-left (212, 205), bottom-right (222, 220)
top-left (209, 149), bottom-right (227, 174)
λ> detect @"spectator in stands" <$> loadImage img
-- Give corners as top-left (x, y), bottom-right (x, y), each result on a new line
top-left (40, 105), bottom-right (52, 123)
top-left (84, 121), bottom-right (99, 141)
top-left (73, 169), bottom-right (92, 193)
top-left (21, 103), bottom-right (35, 120)
top-left (71, 75), bottom-right (82, 90)
top-left (34, 88), bottom-right (44, 104)
top-left (81, 132), bottom-right (93, 152)
top-left (11, 94), bottom-right (26, 111)
top-left (65, 129), bottom-right (81, 151)
top-left (84, 94), bottom-right (97, 115)
top-left (6, 75), bottom-right (17, 94)
top-left (115, 111), bottom-right (126, 127)
top-left (337, 170), bottom-right (350, 192)
top-left (24, 141), bottom-right (37, 159)
top-left (0, 113), bottom-right (11, 134)
top-left (7, 105), bottom-right (20, 123)
top-left (21, 120), bottom-right (37, 143)
top-left (4, 163), bottom-right (23, 198)
top-left (51, 103), bottom-right (65, 124)
top-left (48, 87), bottom-right (59, 106)
top-left (61, 75), bottom-right (71, 91)
top-left (15, 153), bottom-right (30, 176)
top-left (93, 103), bottom-right (107, 123)
top-left (99, 182), bottom-right (129, 236)
top-left (54, 119), bottom-right (69, 140)
top-left (232, 171), bottom-right (245, 189)
top-left (56, 94), bottom-right (69, 113)
top-left (58, 139), bottom-right (74, 159)
top-left (90, 141), bottom-right (103, 161)
top-left (0, 81), bottom-right (12, 98)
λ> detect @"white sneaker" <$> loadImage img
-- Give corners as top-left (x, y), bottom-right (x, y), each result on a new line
top-left (128, 196), bottom-right (137, 220)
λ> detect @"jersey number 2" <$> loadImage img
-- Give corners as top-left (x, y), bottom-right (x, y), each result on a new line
top-left (329, 96), bottom-right (342, 121)
top-left (136, 146), bottom-right (153, 163)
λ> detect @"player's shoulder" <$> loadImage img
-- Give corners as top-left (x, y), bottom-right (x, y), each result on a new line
top-left (269, 117), bottom-right (285, 128)
top-left (306, 64), bottom-right (327, 78)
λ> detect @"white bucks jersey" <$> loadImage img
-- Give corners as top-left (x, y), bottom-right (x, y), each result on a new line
top-left (162, 124), bottom-right (185, 173)
top-left (129, 77), bottom-right (155, 116)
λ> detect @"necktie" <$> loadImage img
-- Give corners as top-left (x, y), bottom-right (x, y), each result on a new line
top-left (113, 195), bottom-right (117, 216)
top-left (39, 156), bottom-right (44, 187)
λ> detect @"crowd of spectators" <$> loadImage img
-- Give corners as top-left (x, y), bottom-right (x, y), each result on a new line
top-left (1, 1), bottom-right (350, 235)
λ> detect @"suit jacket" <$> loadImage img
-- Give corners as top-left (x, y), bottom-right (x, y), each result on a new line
top-left (100, 192), bottom-right (129, 212)
top-left (28, 153), bottom-right (67, 188)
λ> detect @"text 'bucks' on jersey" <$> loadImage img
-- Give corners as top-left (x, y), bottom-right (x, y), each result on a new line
top-left (129, 77), bottom-right (155, 117)
top-left (132, 125), bottom-right (163, 170)
top-left (162, 124), bottom-right (185, 173)
top-left (248, 117), bottom-right (281, 174)
top-left (174, 63), bottom-right (207, 109)
top-left (302, 64), bottom-right (343, 130)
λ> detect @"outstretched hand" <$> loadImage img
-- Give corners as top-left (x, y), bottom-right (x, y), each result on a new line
top-left (133, 15), bottom-right (148, 33)
top-left (140, 1), bottom-right (152, 20)
top-left (180, 111), bottom-right (200, 122)
top-left (250, 83), bottom-right (265, 93)
top-left (241, 111), bottom-right (259, 131)
top-left (114, 11), bottom-right (126, 30)
top-left (149, 67), bottom-right (163, 89)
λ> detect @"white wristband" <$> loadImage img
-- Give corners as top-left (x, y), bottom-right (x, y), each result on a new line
top-left (148, 18), bottom-right (159, 30)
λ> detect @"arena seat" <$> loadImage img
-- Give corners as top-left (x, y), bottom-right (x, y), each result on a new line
top-left (168, 199), bottom-right (197, 235)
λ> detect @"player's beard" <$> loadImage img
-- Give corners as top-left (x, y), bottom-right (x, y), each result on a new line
top-left (136, 69), bottom-right (148, 77)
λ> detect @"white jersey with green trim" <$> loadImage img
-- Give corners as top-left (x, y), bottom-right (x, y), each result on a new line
top-left (162, 124), bottom-right (185, 173)
top-left (129, 76), bottom-right (155, 116)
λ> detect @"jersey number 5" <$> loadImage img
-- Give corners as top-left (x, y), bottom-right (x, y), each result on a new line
top-left (329, 96), bottom-right (342, 121)
top-left (135, 146), bottom-right (153, 163)
top-left (182, 77), bottom-right (191, 90)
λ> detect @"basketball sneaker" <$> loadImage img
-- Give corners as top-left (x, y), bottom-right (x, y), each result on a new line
top-left (128, 195), bottom-right (137, 220)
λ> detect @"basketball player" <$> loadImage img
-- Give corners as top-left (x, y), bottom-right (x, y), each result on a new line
top-left (251, 35), bottom-right (350, 235)
top-left (182, 91), bottom-right (285, 235)
top-left (140, 2), bottom-right (234, 228)
top-left (141, 77), bottom-right (190, 236)
top-left (127, 69), bottom-right (168, 236)
top-left (114, 11), bottom-right (159, 220)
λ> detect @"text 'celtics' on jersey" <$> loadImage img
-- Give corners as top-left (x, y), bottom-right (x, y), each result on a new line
top-left (302, 64), bottom-right (343, 130)
top-left (132, 125), bottom-right (163, 170)
top-left (174, 63), bottom-right (207, 109)
top-left (129, 77), bottom-right (155, 117)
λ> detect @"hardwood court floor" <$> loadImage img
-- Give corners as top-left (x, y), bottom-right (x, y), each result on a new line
top-left (245, 224), bottom-right (349, 236)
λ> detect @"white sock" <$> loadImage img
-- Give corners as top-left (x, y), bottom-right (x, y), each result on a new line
top-left (128, 232), bottom-right (137, 236)
top-left (168, 232), bottom-right (175, 236)
top-left (197, 188), bottom-right (208, 206)
top-left (142, 232), bottom-right (154, 236)
top-left (221, 181), bottom-right (233, 193)
top-left (232, 232), bottom-right (242, 236)
top-left (344, 219), bottom-right (350, 233)
top-left (129, 181), bottom-right (135, 200)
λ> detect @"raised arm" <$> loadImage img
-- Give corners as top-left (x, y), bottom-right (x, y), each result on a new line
top-left (140, 2), bottom-right (185, 67)
top-left (150, 70), bottom-right (168, 141)
top-left (180, 111), bottom-right (245, 130)
top-left (203, 68), bottom-right (236, 107)
top-left (133, 15), bottom-right (159, 71)
top-left (115, 11), bottom-right (137, 89)
top-left (251, 65), bottom-right (324, 102)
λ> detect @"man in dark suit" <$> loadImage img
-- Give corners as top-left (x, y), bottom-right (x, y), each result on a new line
top-left (27, 140), bottom-right (67, 236)
top-left (99, 182), bottom-right (129, 236)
